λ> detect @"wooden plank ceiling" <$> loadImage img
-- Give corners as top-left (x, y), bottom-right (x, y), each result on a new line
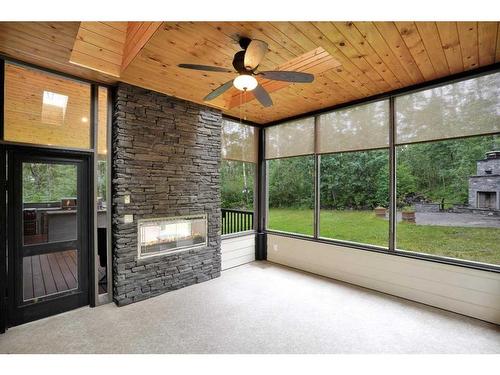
top-left (0, 21), bottom-right (499, 124)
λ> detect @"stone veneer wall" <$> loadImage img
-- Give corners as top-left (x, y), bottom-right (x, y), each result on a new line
top-left (112, 83), bottom-right (222, 306)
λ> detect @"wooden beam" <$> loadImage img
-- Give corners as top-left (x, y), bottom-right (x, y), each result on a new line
top-left (69, 22), bottom-right (161, 78)
top-left (69, 22), bottom-right (126, 77)
top-left (121, 22), bottom-right (162, 72)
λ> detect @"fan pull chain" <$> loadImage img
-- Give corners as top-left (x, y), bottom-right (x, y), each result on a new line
top-left (239, 90), bottom-right (243, 126)
top-left (244, 89), bottom-right (247, 121)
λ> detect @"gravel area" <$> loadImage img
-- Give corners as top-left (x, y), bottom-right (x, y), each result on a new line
top-left (395, 212), bottom-right (500, 228)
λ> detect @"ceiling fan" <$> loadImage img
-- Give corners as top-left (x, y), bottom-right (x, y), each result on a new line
top-left (178, 37), bottom-right (315, 107)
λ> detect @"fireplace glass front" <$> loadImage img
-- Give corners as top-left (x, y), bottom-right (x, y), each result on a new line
top-left (137, 214), bottom-right (207, 258)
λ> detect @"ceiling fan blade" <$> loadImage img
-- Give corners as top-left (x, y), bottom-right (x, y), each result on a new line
top-left (259, 71), bottom-right (314, 83)
top-left (244, 39), bottom-right (268, 70)
top-left (252, 84), bottom-right (273, 107)
top-left (178, 63), bottom-right (233, 73)
top-left (204, 80), bottom-right (234, 101)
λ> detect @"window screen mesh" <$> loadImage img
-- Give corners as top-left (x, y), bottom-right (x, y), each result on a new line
top-left (396, 72), bottom-right (500, 144)
top-left (221, 119), bottom-right (257, 163)
top-left (265, 117), bottom-right (315, 159)
top-left (318, 100), bottom-right (389, 153)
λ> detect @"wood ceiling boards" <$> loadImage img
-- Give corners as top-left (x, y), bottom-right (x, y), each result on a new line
top-left (0, 21), bottom-right (499, 124)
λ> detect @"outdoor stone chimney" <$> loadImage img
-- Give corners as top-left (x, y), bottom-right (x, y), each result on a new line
top-left (477, 151), bottom-right (500, 175)
top-left (112, 83), bottom-right (222, 306)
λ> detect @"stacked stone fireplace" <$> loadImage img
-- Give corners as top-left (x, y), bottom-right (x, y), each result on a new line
top-left (468, 151), bottom-right (500, 212)
top-left (112, 83), bottom-right (222, 306)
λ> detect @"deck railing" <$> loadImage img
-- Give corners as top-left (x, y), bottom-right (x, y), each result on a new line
top-left (221, 208), bottom-right (254, 235)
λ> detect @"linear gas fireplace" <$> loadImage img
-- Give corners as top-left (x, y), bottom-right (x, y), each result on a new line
top-left (137, 214), bottom-right (208, 259)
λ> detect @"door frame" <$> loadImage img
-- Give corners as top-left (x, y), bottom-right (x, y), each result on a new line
top-left (0, 57), bottom-right (115, 333)
top-left (0, 146), bottom-right (6, 333)
top-left (5, 145), bottom-right (95, 327)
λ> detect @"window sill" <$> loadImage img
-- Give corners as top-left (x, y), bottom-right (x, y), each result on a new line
top-left (221, 230), bottom-right (256, 240)
top-left (265, 230), bottom-right (500, 274)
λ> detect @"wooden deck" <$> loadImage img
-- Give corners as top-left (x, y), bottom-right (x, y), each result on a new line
top-left (23, 250), bottom-right (78, 301)
top-left (23, 249), bottom-right (108, 300)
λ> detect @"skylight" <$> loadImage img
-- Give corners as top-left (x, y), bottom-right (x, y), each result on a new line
top-left (43, 91), bottom-right (68, 108)
top-left (42, 91), bottom-right (68, 125)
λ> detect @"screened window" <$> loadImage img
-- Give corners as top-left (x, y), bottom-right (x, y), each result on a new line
top-left (317, 100), bottom-right (389, 153)
top-left (265, 118), bottom-right (315, 159)
top-left (258, 71), bottom-right (500, 269)
top-left (395, 135), bottom-right (500, 266)
top-left (221, 119), bottom-right (256, 235)
top-left (221, 119), bottom-right (257, 163)
top-left (396, 72), bottom-right (500, 144)
top-left (320, 150), bottom-right (389, 247)
top-left (395, 72), bottom-right (500, 266)
top-left (265, 117), bottom-right (315, 236)
top-left (267, 156), bottom-right (315, 236)
top-left (317, 100), bottom-right (390, 247)
top-left (4, 63), bottom-right (91, 149)
top-left (221, 160), bottom-right (255, 210)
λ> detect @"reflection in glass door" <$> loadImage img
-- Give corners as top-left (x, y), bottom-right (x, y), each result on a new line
top-left (22, 162), bottom-right (79, 301)
top-left (9, 151), bottom-right (89, 326)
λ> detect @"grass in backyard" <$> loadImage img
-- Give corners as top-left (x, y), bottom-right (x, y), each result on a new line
top-left (268, 208), bottom-right (500, 265)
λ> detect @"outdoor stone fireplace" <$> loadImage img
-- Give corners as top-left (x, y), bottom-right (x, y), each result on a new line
top-left (468, 151), bottom-right (500, 211)
top-left (112, 83), bottom-right (222, 306)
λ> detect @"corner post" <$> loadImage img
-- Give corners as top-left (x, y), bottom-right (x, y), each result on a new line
top-left (255, 126), bottom-right (267, 260)
top-left (388, 97), bottom-right (396, 252)
top-left (89, 84), bottom-right (98, 308)
top-left (0, 58), bottom-right (6, 333)
top-left (313, 116), bottom-right (320, 239)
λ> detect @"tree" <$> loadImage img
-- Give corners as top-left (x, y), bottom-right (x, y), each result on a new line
top-left (268, 156), bottom-right (314, 209)
top-left (320, 150), bottom-right (389, 210)
top-left (220, 160), bottom-right (254, 210)
top-left (23, 163), bottom-right (77, 203)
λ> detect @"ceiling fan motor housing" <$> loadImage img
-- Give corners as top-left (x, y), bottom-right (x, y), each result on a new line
top-left (238, 37), bottom-right (252, 50)
top-left (232, 51), bottom-right (252, 74)
top-left (177, 36), bottom-right (313, 107)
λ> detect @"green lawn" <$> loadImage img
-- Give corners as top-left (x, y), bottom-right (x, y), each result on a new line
top-left (268, 209), bottom-right (500, 265)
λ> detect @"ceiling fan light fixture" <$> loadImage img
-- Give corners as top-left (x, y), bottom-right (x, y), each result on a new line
top-left (178, 37), bottom-right (314, 107)
top-left (233, 74), bottom-right (258, 91)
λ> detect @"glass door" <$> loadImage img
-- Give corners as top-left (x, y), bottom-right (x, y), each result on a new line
top-left (8, 150), bottom-right (90, 325)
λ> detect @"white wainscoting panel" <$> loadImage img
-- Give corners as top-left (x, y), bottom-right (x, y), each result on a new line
top-left (221, 233), bottom-right (255, 270)
top-left (267, 234), bottom-right (500, 325)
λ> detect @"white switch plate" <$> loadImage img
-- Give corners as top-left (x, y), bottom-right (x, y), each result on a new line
top-left (124, 195), bottom-right (130, 204)
top-left (124, 214), bottom-right (133, 223)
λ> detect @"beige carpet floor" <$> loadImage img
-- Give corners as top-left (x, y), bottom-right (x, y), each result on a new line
top-left (1, 261), bottom-right (499, 353)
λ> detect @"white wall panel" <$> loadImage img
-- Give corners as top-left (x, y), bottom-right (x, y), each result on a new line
top-left (221, 234), bottom-right (255, 270)
top-left (268, 234), bottom-right (500, 324)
